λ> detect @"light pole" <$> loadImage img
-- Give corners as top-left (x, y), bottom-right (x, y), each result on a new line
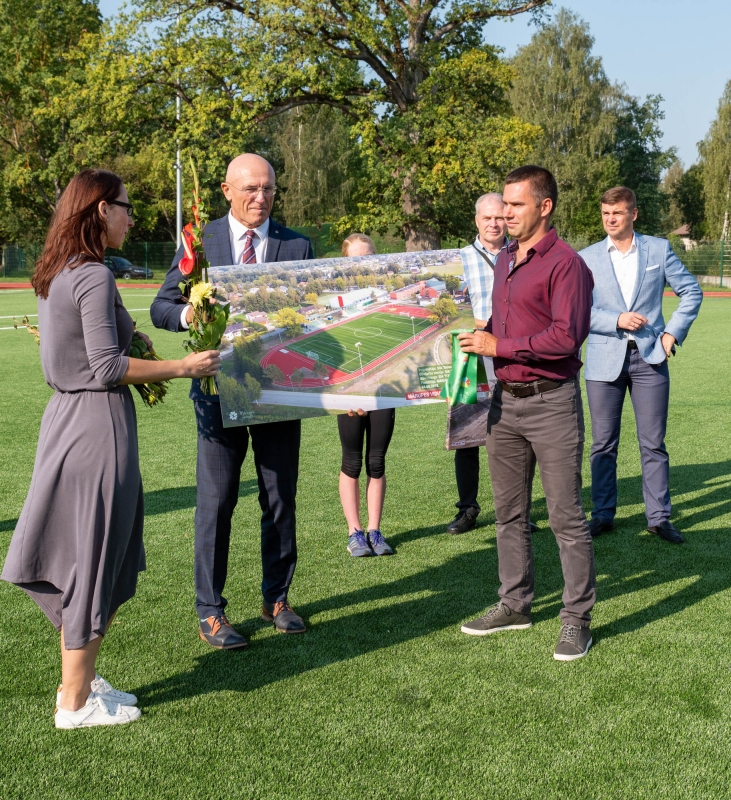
top-left (175, 95), bottom-right (182, 248)
top-left (355, 341), bottom-right (363, 377)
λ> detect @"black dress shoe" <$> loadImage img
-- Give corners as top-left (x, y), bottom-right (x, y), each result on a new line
top-left (447, 507), bottom-right (479, 534)
top-left (647, 520), bottom-right (685, 544)
top-left (262, 600), bottom-right (306, 633)
top-left (588, 518), bottom-right (614, 538)
top-left (199, 614), bottom-right (248, 649)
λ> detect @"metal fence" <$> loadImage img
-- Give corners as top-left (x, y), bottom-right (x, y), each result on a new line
top-left (2, 237), bottom-right (729, 284)
top-left (670, 240), bottom-right (729, 286)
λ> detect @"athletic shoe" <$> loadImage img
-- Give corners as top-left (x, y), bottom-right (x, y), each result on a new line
top-left (367, 529), bottom-right (393, 556)
top-left (57, 675), bottom-right (137, 708)
top-left (55, 692), bottom-right (141, 729)
top-left (261, 600), bottom-right (306, 633)
top-left (447, 507), bottom-right (479, 534)
top-left (553, 623), bottom-right (592, 661)
top-left (347, 530), bottom-right (373, 557)
top-left (461, 602), bottom-right (532, 636)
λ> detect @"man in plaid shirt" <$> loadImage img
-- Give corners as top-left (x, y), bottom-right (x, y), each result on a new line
top-left (448, 193), bottom-right (538, 536)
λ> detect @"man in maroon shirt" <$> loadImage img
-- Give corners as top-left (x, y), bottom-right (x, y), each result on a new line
top-left (457, 165), bottom-right (596, 661)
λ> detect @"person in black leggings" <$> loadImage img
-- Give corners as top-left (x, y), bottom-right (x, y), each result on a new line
top-left (338, 234), bottom-right (395, 556)
top-left (339, 408), bottom-right (396, 556)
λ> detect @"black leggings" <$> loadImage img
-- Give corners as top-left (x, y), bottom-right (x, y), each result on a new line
top-left (337, 408), bottom-right (395, 479)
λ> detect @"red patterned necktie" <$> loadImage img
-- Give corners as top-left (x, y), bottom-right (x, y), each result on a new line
top-left (241, 229), bottom-right (257, 264)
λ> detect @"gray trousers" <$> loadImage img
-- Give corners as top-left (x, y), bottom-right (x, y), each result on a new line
top-left (586, 349), bottom-right (671, 526)
top-left (485, 379), bottom-right (596, 627)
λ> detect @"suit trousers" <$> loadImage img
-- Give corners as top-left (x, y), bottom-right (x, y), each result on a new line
top-left (193, 400), bottom-right (300, 618)
top-left (586, 349), bottom-right (671, 526)
top-left (485, 379), bottom-right (596, 627)
top-left (454, 447), bottom-right (480, 511)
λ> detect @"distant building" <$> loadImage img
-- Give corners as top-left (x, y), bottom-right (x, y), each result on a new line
top-left (389, 281), bottom-right (425, 301)
top-left (246, 311), bottom-right (269, 325)
top-left (223, 322), bottom-right (248, 342)
top-left (299, 305), bottom-right (319, 317)
top-left (671, 224), bottom-right (697, 250)
top-left (326, 287), bottom-right (388, 310)
top-left (425, 278), bottom-right (446, 292)
top-left (420, 287), bottom-right (440, 299)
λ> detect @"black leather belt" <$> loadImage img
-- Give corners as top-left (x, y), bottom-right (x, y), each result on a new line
top-left (499, 379), bottom-right (566, 398)
top-left (627, 339), bottom-right (638, 350)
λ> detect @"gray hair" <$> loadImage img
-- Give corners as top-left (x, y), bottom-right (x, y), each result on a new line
top-left (474, 192), bottom-right (504, 214)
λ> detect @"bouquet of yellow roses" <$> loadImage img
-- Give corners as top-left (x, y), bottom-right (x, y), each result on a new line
top-left (178, 158), bottom-right (229, 395)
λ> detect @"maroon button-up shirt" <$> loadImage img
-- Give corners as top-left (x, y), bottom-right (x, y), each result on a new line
top-left (488, 228), bottom-right (593, 383)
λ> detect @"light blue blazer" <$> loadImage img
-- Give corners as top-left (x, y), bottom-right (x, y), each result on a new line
top-left (580, 234), bottom-right (702, 382)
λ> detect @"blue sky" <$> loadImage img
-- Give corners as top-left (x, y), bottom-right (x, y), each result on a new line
top-left (98, 0), bottom-right (730, 167)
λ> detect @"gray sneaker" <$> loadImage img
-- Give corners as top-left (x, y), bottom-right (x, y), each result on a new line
top-left (460, 602), bottom-right (532, 636)
top-left (367, 529), bottom-right (393, 556)
top-left (347, 530), bottom-right (372, 557)
top-left (553, 623), bottom-right (592, 661)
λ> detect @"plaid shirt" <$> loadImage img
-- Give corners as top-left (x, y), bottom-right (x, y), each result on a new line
top-left (460, 236), bottom-right (507, 323)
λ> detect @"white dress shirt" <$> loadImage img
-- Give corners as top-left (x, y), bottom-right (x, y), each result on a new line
top-left (180, 213), bottom-right (271, 329)
top-left (607, 234), bottom-right (638, 340)
top-left (228, 211), bottom-right (269, 265)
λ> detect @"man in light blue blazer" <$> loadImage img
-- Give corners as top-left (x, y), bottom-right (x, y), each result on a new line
top-left (580, 186), bottom-right (702, 544)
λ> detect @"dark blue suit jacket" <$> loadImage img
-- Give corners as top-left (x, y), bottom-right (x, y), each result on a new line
top-left (150, 214), bottom-right (313, 401)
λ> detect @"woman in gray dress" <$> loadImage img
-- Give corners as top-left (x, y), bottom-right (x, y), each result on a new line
top-left (1, 169), bottom-right (220, 729)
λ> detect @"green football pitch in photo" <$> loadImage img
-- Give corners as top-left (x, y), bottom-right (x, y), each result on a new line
top-left (286, 310), bottom-right (434, 374)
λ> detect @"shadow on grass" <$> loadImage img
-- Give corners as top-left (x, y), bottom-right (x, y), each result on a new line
top-left (134, 545), bottom-right (497, 707)
top-left (144, 479), bottom-right (258, 516)
top-left (0, 519), bottom-right (18, 533)
top-left (135, 460), bottom-right (731, 704)
top-left (534, 459), bottom-right (731, 640)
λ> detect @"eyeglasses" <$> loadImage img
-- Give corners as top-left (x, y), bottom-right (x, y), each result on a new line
top-left (109, 200), bottom-right (134, 217)
top-left (228, 185), bottom-right (277, 198)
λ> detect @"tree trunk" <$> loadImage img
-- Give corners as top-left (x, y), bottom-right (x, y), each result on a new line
top-left (402, 172), bottom-right (441, 251)
top-left (404, 223), bottom-right (441, 251)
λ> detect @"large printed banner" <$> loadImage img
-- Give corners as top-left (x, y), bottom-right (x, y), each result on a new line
top-left (209, 249), bottom-right (487, 427)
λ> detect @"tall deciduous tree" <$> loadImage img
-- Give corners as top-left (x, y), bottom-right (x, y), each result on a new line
top-left (673, 164), bottom-right (706, 240)
top-left (699, 80), bottom-right (731, 240)
top-left (273, 106), bottom-right (360, 227)
top-left (98, 0), bottom-right (548, 249)
top-left (0, 0), bottom-right (101, 243)
top-left (510, 10), bottom-right (673, 242)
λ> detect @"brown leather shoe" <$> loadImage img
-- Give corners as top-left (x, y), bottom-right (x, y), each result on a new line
top-left (199, 614), bottom-right (248, 649)
top-left (261, 600), bottom-right (306, 634)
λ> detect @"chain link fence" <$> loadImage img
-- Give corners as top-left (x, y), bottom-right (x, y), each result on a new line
top-left (669, 239), bottom-right (729, 286)
top-left (2, 235), bottom-right (729, 285)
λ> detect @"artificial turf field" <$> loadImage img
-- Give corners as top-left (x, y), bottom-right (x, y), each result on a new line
top-left (1, 288), bottom-right (731, 799)
top-left (287, 309), bottom-right (434, 373)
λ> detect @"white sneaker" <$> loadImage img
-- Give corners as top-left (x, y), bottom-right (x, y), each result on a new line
top-left (57, 675), bottom-right (137, 707)
top-left (55, 692), bottom-right (141, 729)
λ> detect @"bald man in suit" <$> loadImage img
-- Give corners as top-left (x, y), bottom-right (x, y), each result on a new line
top-left (151, 154), bottom-right (313, 648)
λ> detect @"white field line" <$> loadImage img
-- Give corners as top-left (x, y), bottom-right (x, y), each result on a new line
top-left (2, 307), bottom-right (153, 331)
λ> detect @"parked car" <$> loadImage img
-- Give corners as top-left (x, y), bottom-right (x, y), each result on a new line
top-left (104, 256), bottom-right (154, 280)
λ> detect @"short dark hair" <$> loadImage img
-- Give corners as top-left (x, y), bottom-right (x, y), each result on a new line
top-left (601, 186), bottom-right (637, 209)
top-left (505, 165), bottom-right (558, 215)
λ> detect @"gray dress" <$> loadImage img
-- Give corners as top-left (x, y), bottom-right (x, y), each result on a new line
top-left (1, 262), bottom-right (145, 649)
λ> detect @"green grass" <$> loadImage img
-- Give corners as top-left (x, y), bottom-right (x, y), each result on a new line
top-left (287, 310), bottom-right (434, 373)
top-left (1, 294), bottom-right (731, 799)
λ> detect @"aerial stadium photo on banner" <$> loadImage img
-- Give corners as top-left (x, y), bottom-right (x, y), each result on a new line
top-left (209, 249), bottom-right (488, 427)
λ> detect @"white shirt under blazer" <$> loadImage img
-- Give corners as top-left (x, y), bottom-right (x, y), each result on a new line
top-left (580, 233), bottom-right (702, 383)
